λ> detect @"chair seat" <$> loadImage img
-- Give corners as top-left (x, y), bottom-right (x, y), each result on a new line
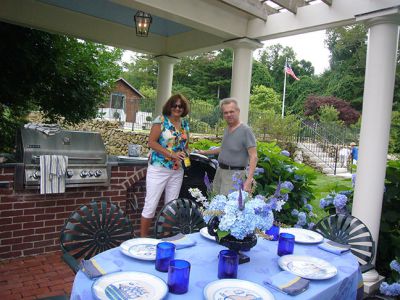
top-left (60, 199), bottom-right (133, 273)
top-left (154, 198), bottom-right (206, 239)
top-left (314, 214), bottom-right (375, 273)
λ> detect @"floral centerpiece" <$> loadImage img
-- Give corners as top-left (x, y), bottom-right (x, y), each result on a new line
top-left (189, 172), bottom-right (293, 242)
top-left (380, 259), bottom-right (400, 297)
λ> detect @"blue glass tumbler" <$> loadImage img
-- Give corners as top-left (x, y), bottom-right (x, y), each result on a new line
top-left (218, 250), bottom-right (239, 279)
top-left (266, 225), bottom-right (280, 241)
top-left (277, 233), bottom-right (295, 256)
top-left (155, 242), bottom-right (176, 272)
top-left (168, 259), bottom-right (191, 294)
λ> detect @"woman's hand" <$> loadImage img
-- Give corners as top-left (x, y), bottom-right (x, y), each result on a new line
top-left (173, 151), bottom-right (186, 161)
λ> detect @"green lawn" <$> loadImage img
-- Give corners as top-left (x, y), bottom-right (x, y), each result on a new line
top-left (310, 172), bottom-right (353, 220)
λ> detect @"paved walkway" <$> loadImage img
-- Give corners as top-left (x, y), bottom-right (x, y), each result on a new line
top-left (0, 251), bottom-right (74, 299)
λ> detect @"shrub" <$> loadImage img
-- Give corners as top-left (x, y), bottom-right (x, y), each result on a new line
top-left (254, 142), bottom-right (318, 227)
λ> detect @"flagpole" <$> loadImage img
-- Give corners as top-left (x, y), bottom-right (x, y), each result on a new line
top-left (282, 57), bottom-right (287, 118)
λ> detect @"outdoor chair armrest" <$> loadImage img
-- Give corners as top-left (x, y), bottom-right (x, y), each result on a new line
top-left (62, 252), bottom-right (80, 274)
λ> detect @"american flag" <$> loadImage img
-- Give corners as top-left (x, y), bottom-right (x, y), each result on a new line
top-left (285, 63), bottom-right (300, 81)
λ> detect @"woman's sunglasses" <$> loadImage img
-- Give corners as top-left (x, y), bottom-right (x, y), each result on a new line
top-left (172, 104), bottom-right (183, 109)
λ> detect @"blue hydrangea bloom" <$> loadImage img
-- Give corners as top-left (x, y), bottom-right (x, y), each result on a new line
top-left (297, 212), bottom-right (307, 226)
top-left (333, 194), bottom-right (348, 209)
top-left (308, 222), bottom-right (315, 230)
top-left (390, 260), bottom-right (400, 273)
top-left (291, 209), bottom-right (299, 216)
top-left (281, 181), bottom-right (294, 192)
top-left (281, 150), bottom-right (290, 157)
top-left (254, 167), bottom-right (265, 176)
top-left (305, 204), bottom-right (313, 212)
top-left (319, 199), bottom-right (328, 209)
top-left (380, 282), bottom-right (400, 296)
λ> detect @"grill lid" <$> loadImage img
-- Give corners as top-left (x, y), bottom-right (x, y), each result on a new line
top-left (17, 128), bottom-right (107, 165)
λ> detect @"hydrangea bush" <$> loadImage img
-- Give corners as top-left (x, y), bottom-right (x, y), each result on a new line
top-left (380, 258), bottom-right (400, 297)
top-left (254, 142), bottom-right (318, 228)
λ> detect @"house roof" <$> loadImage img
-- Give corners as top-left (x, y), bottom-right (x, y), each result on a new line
top-left (116, 78), bottom-right (145, 99)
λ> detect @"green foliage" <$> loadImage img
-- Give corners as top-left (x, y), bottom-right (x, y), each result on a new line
top-left (250, 85), bottom-right (281, 114)
top-left (188, 119), bottom-right (212, 134)
top-left (249, 110), bottom-right (300, 142)
top-left (389, 111), bottom-right (400, 154)
top-left (254, 142), bottom-right (318, 226)
top-left (189, 100), bottom-right (219, 128)
top-left (318, 105), bottom-right (344, 126)
top-left (376, 160), bottom-right (400, 277)
top-left (139, 86), bottom-right (156, 99)
top-left (122, 54), bottom-right (158, 89)
top-left (190, 139), bottom-right (220, 151)
top-left (0, 22), bottom-right (122, 152)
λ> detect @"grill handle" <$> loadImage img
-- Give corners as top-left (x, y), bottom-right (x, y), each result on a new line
top-left (32, 156), bottom-right (103, 161)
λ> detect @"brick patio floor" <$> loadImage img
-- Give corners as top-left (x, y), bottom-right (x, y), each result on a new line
top-left (0, 251), bottom-right (74, 299)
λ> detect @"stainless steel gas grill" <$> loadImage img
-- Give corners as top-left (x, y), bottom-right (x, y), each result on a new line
top-left (15, 128), bottom-right (111, 190)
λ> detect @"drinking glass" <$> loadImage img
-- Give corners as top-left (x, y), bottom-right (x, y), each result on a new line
top-left (155, 242), bottom-right (175, 272)
top-left (277, 233), bottom-right (295, 256)
top-left (266, 224), bottom-right (280, 241)
top-left (218, 250), bottom-right (239, 279)
top-left (168, 259), bottom-right (191, 294)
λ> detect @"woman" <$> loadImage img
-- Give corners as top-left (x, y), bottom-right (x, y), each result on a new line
top-left (140, 94), bottom-right (190, 237)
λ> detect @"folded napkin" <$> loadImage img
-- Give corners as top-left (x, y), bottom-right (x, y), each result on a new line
top-left (79, 258), bottom-right (121, 279)
top-left (318, 240), bottom-right (351, 255)
top-left (264, 271), bottom-right (310, 296)
top-left (162, 233), bottom-right (197, 249)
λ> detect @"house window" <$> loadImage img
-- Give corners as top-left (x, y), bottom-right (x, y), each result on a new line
top-left (110, 93), bottom-right (126, 110)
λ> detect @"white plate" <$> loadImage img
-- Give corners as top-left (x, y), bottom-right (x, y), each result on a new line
top-left (120, 238), bottom-right (159, 260)
top-left (200, 227), bottom-right (216, 241)
top-left (278, 255), bottom-right (338, 280)
top-left (204, 279), bottom-right (275, 300)
top-left (92, 271), bottom-right (167, 300)
top-left (279, 228), bottom-right (323, 244)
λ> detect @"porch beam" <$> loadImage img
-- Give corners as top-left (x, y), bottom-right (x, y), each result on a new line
top-left (218, 0), bottom-right (268, 20)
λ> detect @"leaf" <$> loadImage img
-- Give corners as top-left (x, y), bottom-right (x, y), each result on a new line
top-left (217, 230), bottom-right (230, 240)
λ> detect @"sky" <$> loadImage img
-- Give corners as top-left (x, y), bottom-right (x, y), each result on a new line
top-left (261, 30), bottom-right (331, 75)
top-left (122, 30), bottom-right (331, 75)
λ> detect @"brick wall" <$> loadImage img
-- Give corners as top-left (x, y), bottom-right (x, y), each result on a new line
top-left (0, 163), bottom-right (167, 260)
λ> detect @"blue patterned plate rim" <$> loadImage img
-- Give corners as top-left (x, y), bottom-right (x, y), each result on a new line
top-left (120, 238), bottom-right (160, 261)
top-left (92, 271), bottom-right (167, 300)
top-left (278, 255), bottom-right (338, 280)
top-left (203, 279), bottom-right (275, 300)
top-left (279, 228), bottom-right (324, 244)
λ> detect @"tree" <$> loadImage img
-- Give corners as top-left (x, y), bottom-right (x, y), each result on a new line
top-left (0, 22), bottom-right (122, 151)
top-left (304, 95), bottom-right (360, 125)
top-left (250, 85), bottom-right (281, 114)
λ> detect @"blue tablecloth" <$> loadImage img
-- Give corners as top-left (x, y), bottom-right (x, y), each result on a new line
top-left (70, 232), bottom-right (362, 300)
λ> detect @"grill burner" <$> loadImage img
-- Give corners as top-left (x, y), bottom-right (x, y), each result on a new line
top-left (15, 128), bottom-right (110, 190)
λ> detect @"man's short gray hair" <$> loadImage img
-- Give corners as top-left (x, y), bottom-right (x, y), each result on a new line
top-left (219, 98), bottom-right (239, 110)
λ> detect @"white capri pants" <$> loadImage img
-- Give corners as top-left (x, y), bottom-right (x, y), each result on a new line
top-left (141, 164), bottom-right (184, 218)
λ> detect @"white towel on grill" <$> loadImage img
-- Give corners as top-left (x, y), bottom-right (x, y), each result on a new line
top-left (40, 155), bottom-right (68, 194)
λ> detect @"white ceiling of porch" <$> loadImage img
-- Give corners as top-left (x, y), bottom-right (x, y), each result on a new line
top-left (1, 0), bottom-right (399, 57)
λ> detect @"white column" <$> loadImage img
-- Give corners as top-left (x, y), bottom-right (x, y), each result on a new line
top-left (154, 55), bottom-right (180, 116)
top-left (352, 14), bottom-right (399, 253)
top-left (224, 38), bottom-right (262, 124)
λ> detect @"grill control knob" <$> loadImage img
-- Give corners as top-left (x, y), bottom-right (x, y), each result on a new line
top-left (66, 170), bottom-right (74, 178)
top-left (94, 170), bottom-right (103, 177)
top-left (88, 171), bottom-right (94, 177)
top-left (31, 170), bottom-right (40, 179)
top-left (80, 170), bottom-right (88, 178)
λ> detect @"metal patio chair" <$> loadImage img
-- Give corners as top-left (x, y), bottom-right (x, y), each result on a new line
top-left (154, 198), bottom-right (206, 239)
top-left (314, 214), bottom-right (375, 273)
top-left (60, 199), bottom-right (133, 273)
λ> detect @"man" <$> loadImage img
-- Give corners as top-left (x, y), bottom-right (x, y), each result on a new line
top-left (198, 98), bottom-right (257, 195)
top-left (350, 142), bottom-right (358, 165)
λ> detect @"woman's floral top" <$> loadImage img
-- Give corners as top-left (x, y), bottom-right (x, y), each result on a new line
top-left (149, 115), bottom-right (189, 170)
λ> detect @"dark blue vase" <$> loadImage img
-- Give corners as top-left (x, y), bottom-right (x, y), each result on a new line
top-left (207, 217), bottom-right (257, 264)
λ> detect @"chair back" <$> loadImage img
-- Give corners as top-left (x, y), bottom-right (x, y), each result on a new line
top-left (314, 214), bottom-right (375, 272)
top-left (154, 198), bottom-right (206, 239)
top-left (60, 199), bottom-right (133, 272)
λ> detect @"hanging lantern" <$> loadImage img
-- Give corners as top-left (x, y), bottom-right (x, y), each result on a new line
top-left (134, 11), bottom-right (152, 37)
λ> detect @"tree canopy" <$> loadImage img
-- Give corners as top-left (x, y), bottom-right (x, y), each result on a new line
top-left (0, 22), bottom-right (122, 151)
